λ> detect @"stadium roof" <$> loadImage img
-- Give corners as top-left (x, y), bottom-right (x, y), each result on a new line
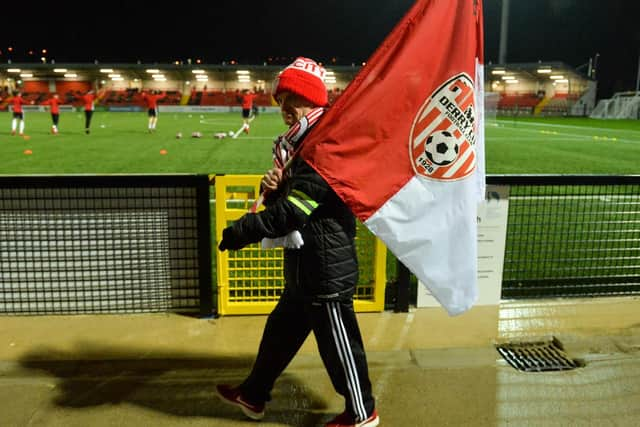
top-left (0, 62), bottom-right (361, 87)
top-left (1, 61), bottom-right (590, 91)
top-left (485, 61), bottom-right (592, 82)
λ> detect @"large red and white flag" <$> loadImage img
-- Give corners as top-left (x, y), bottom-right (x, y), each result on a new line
top-left (300, 0), bottom-right (485, 316)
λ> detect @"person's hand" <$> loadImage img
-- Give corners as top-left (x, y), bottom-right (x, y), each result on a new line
top-left (218, 226), bottom-right (244, 251)
top-left (261, 167), bottom-right (283, 191)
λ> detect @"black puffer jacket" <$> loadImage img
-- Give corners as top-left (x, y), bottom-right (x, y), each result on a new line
top-left (227, 156), bottom-right (359, 301)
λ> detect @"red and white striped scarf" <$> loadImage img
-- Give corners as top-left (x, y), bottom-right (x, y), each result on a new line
top-left (257, 107), bottom-right (326, 249)
top-left (273, 107), bottom-right (326, 173)
top-left (250, 107), bottom-right (326, 215)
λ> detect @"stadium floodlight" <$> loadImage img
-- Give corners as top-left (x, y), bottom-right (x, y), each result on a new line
top-left (501, 75), bottom-right (516, 80)
top-left (53, 68), bottom-right (67, 73)
top-left (108, 74), bottom-right (121, 78)
top-left (146, 69), bottom-right (160, 73)
top-left (236, 70), bottom-right (250, 75)
top-left (505, 79), bottom-right (519, 84)
top-left (491, 69), bottom-right (506, 75)
top-left (111, 77), bottom-right (124, 81)
top-left (100, 68), bottom-right (114, 73)
top-left (192, 70), bottom-right (205, 74)
top-left (63, 73), bottom-right (77, 78)
top-left (7, 68), bottom-right (21, 73)
top-left (554, 79), bottom-right (569, 83)
top-left (20, 73), bottom-right (33, 78)
top-left (537, 68), bottom-right (552, 74)
top-left (550, 75), bottom-right (565, 80)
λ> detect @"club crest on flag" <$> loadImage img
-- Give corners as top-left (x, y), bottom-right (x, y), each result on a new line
top-left (410, 73), bottom-right (477, 181)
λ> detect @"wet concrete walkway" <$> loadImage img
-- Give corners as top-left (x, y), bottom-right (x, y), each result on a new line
top-left (1, 297), bottom-right (639, 426)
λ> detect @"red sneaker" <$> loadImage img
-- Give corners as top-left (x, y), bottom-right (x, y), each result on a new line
top-left (215, 384), bottom-right (265, 420)
top-left (244, 126), bottom-right (249, 134)
top-left (326, 410), bottom-right (379, 427)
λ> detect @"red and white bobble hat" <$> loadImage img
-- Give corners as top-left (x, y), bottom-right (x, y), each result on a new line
top-left (273, 57), bottom-right (328, 107)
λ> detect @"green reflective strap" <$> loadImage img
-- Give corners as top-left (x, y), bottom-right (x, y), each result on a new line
top-left (287, 189), bottom-right (319, 216)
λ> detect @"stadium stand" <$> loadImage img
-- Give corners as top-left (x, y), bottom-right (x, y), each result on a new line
top-left (188, 90), bottom-right (202, 105)
top-left (538, 93), bottom-right (579, 116)
top-left (486, 62), bottom-right (594, 117)
top-left (56, 81), bottom-right (91, 96)
top-left (161, 91), bottom-right (182, 105)
top-left (199, 90), bottom-right (232, 106)
top-left (496, 93), bottom-right (540, 115)
top-left (0, 62), bottom-right (360, 111)
top-left (0, 61), bottom-right (596, 115)
top-left (22, 80), bottom-right (49, 94)
top-left (193, 89), bottom-right (274, 107)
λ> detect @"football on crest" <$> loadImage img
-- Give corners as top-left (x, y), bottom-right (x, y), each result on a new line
top-left (424, 130), bottom-right (459, 166)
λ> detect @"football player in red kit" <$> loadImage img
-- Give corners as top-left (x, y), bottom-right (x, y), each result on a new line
top-left (8, 91), bottom-right (33, 136)
top-left (141, 89), bottom-right (166, 132)
top-left (41, 93), bottom-right (65, 134)
top-left (75, 89), bottom-right (98, 134)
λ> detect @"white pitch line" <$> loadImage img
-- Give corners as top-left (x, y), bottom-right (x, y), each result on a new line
top-left (491, 124), bottom-right (640, 144)
top-left (489, 135), bottom-right (585, 140)
top-left (227, 136), bottom-right (272, 140)
top-left (198, 119), bottom-right (241, 125)
top-left (496, 120), bottom-right (640, 136)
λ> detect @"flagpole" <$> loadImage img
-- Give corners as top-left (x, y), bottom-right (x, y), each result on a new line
top-left (635, 52), bottom-right (640, 94)
top-left (499, 0), bottom-right (510, 64)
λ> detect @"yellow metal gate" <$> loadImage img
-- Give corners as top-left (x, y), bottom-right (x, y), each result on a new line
top-left (214, 174), bottom-right (386, 315)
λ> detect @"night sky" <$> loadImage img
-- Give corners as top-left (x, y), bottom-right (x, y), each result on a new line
top-left (3, 0), bottom-right (639, 99)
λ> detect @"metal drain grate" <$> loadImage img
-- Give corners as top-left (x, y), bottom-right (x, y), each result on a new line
top-left (496, 336), bottom-right (583, 372)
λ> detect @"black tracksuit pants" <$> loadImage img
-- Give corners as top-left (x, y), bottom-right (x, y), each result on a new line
top-left (240, 288), bottom-right (375, 422)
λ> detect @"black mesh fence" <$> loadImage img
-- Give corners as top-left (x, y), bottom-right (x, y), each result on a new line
top-left (3, 174), bottom-right (638, 314)
top-left (0, 175), bottom-right (212, 315)
top-left (489, 175), bottom-right (640, 298)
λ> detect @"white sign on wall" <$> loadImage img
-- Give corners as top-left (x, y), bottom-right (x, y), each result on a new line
top-left (417, 185), bottom-right (510, 308)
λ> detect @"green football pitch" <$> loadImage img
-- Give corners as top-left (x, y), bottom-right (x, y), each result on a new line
top-left (1, 111), bottom-right (639, 175)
